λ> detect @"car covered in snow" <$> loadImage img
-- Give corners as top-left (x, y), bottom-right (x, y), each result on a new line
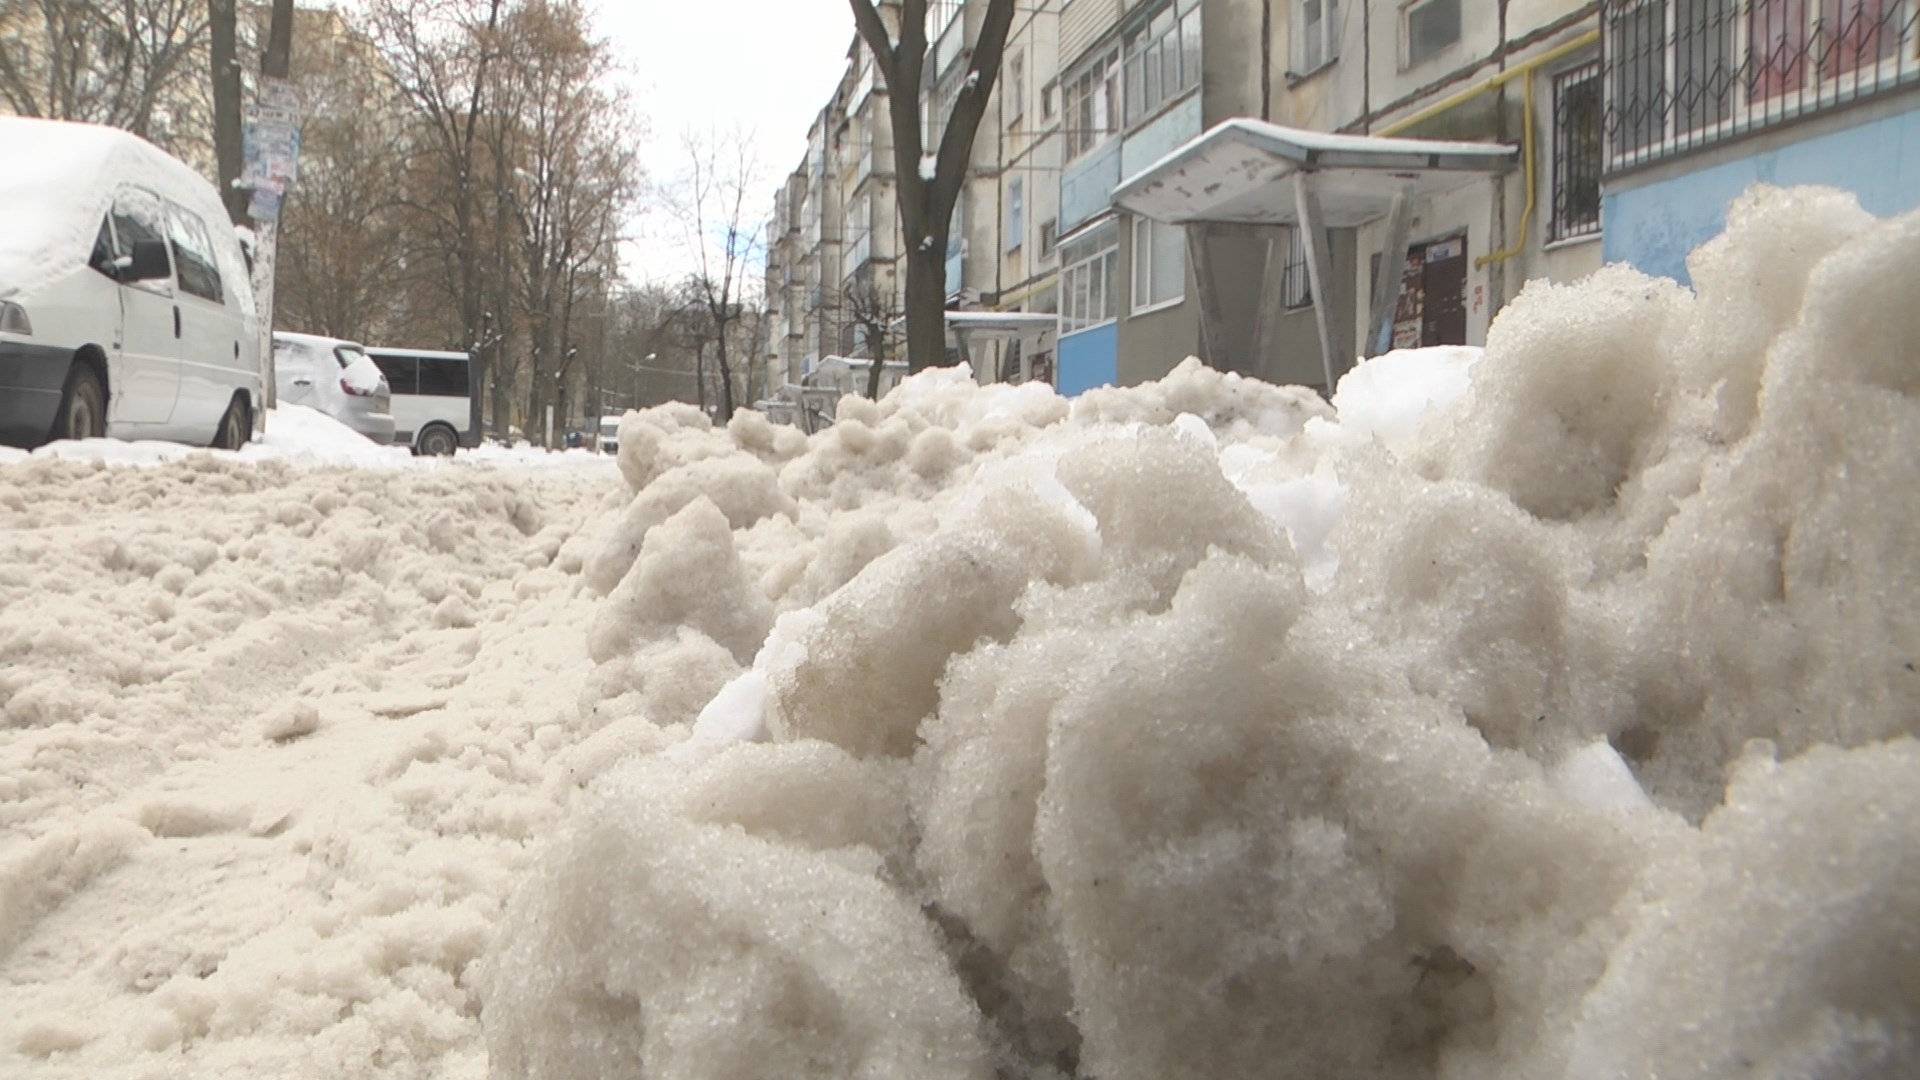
top-left (271, 332), bottom-right (396, 445)
top-left (0, 117), bottom-right (263, 450)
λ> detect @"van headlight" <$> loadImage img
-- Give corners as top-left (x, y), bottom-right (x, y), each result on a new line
top-left (0, 301), bottom-right (31, 336)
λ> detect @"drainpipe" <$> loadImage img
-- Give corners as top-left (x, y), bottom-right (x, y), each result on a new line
top-left (1373, 28), bottom-right (1597, 274)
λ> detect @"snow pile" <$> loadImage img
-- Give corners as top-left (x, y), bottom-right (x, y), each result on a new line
top-left (486, 187), bottom-right (1920, 1080)
top-left (0, 406), bottom-right (404, 470)
top-left (0, 450), bottom-right (619, 1079)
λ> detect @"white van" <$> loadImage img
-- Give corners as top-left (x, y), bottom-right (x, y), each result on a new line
top-left (362, 347), bottom-right (478, 456)
top-left (0, 118), bottom-right (262, 450)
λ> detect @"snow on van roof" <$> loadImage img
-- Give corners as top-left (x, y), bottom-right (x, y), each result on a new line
top-left (0, 117), bottom-right (253, 315)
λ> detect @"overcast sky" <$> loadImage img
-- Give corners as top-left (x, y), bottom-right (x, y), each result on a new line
top-left (594, 0), bottom-right (857, 285)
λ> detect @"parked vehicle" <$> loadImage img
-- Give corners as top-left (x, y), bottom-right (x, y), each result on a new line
top-left (0, 117), bottom-right (263, 450)
top-left (271, 332), bottom-right (395, 444)
top-left (362, 347), bottom-right (478, 456)
top-left (598, 414), bottom-right (622, 454)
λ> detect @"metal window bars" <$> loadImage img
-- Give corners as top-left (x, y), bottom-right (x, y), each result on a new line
top-left (1601, 0), bottom-right (1919, 173)
top-left (1553, 62), bottom-right (1605, 239)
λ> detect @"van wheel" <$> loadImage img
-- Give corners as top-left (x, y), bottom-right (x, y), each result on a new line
top-left (214, 395), bottom-right (251, 451)
top-left (418, 425), bottom-right (458, 457)
top-left (51, 364), bottom-right (105, 442)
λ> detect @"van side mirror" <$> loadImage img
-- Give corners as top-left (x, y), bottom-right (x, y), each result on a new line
top-left (125, 239), bottom-right (171, 283)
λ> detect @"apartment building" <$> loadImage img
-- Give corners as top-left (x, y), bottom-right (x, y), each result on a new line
top-left (771, 0), bottom-right (1914, 402)
top-left (766, 0), bottom-right (1044, 390)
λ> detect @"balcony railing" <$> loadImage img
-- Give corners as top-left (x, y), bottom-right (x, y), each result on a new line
top-left (1601, 0), bottom-right (1918, 172)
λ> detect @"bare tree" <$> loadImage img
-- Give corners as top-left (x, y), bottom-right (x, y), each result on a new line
top-left (674, 129), bottom-right (765, 424)
top-left (0, 0), bottom-right (209, 151)
top-left (366, 0), bottom-right (507, 435)
top-left (842, 270), bottom-right (905, 400)
top-left (492, 0), bottom-right (638, 444)
top-left (848, 0), bottom-right (1014, 372)
top-left (273, 13), bottom-right (411, 341)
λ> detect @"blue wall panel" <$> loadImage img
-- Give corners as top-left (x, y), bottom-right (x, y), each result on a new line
top-left (1120, 94), bottom-right (1205, 179)
top-left (1058, 323), bottom-right (1118, 397)
top-left (1060, 140), bottom-right (1123, 235)
top-left (1603, 106), bottom-right (1920, 286)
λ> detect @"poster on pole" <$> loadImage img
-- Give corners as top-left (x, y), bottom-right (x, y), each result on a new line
top-left (243, 77), bottom-right (302, 221)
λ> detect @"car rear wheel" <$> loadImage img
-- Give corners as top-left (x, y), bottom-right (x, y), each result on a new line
top-left (51, 363), bottom-right (104, 443)
top-left (214, 395), bottom-right (251, 451)
top-left (418, 425), bottom-right (458, 457)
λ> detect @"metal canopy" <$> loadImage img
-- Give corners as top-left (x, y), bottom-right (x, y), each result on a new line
top-left (1111, 120), bottom-right (1514, 394)
top-left (1112, 119), bottom-right (1516, 227)
top-left (946, 310), bottom-right (1057, 383)
top-left (944, 311), bottom-right (1059, 333)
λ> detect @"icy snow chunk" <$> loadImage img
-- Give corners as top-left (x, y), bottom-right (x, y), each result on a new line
top-left (690, 670), bottom-right (767, 743)
top-left (1327, 344), bottom-right (1481, 458)
top-left (1441, 265), bottom-right (1692, 521)
top-left (1552, 741), bottom-right (1652, 815)
top-left (585, 453), bottom-right (796, 595)
top-left (483, 745), bottom-right (991, 1080)
top-left (1558, 741), bottom-right (1920, 1080)
top-left (587, 498), bottom-right (773, 666)
top-left (765, 530), bottom-right (1046, 758)
top-left (1055, 425), bottom-right (1288, 605)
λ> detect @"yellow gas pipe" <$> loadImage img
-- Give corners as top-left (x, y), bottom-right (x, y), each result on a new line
top-left (1375, 28), bottom-right (1599, 268)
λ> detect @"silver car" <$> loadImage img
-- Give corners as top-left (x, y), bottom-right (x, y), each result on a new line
top-left (272, 332), bottom-right (396, 444)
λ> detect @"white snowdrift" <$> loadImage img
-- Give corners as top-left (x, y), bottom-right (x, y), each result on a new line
top-left (488, 186), bottom-right (1920, 1080)
top-left (1, 185), bottom-right (1915, 1080)
top-left (0, 446), bottom-right (620, 1080)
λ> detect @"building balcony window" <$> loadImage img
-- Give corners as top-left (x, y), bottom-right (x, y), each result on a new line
top-left (1601, 0), bottom-right (1919, 173)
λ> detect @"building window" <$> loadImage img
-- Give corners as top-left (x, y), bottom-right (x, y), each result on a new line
top-left (1041, 80), bottom-right (1057, 121)
top-left (1283, 227), bottom-right (1312, 308)
top-left (1007, 178), bottom-right (1025, 252)
top-left (927, 0), bottom-right (962, 41)
top-left (1294, 0), bottom-right (1341, 72)
top-left (1062, 48), bottom-right (1121, 160)
top-left (1403, 0), bottom-right (1461, 66)
top-left (1551, 62), bottom-right (1603, 240)
top-left (1131, 216), bottom-right (1185, 311)
top-left (1040, 218), bottom-right (1058, 258)
top-left (843, 193), bottom-right (872, 273)
top-left (1008, 52), bottom-right (1026, 125)
top-left (1607, 0), bottom-right (1734, 158)
top-left (1060, 219), bottom-right (1120, 333)
top-left (1123, 0), bottom-right (1203, 126)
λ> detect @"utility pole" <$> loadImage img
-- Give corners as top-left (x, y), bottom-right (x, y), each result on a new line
top-left (250, 0), bottom-right (297, 420)
top-left (214, 0), bottom-right (298, 429)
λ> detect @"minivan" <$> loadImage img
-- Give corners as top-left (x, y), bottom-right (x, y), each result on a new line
top-left (363, 347), bottom-right (479, 456)
top-left (0, 118), bottom-right (263, 450)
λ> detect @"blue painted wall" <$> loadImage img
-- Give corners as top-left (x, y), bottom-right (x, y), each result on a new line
top-left (1058, 323), bottom-right (1118, 396)
top-left (1120, 94), bottom-right (1204, 179)
top-left (1603, 105), bottom-right (1920, 286)
top-left (1061, 140), bottom-right (1123, 234)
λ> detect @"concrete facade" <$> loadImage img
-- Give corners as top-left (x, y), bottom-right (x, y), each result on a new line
top-left (769, 0), bottom-right (1915, 402)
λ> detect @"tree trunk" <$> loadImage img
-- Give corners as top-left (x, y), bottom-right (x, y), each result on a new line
top-left (714, 332), bottom-right (735, 423)
top-left (904, 241), bottom-right (948, 374)
top-left (210, 0), bottom-right (247, 224)
top-left (263, 0), bottom-right (295, 77)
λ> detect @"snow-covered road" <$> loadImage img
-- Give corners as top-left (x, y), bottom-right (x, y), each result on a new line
top-left (1, 443), bottom-right (621, 1078)
top-left (4, 187), bottom-right (1919, 1080)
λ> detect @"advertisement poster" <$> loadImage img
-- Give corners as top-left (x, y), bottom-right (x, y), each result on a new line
top-left (242, 77), bottom-right (302, 221)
